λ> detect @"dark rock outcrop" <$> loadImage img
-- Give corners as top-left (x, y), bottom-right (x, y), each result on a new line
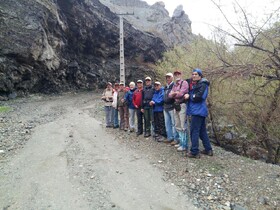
top-left (0, 0), bottom-right (167, 97)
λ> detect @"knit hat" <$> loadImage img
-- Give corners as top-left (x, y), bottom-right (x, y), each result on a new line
top-left (193, 68), bottom-right (203, 76)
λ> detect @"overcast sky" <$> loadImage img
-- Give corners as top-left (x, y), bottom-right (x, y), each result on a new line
top-left (145, 0), bottom-right (279, 39)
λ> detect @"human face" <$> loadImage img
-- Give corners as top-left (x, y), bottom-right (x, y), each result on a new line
top-left (119, 84), bottom-right (124, 90)
top-left (145, 80), bottom-right (151, 86)
top-left (114, 85), bottom-right (119, 90)
top-left (129, 84), bottom-right (135, 90)
top-left (137, 82), bottom-right (143, 89)
top-left (174, 73), bottom-right (182, 81)
top-left (192, 72), bottom-right (202, 81)
top-left (166, 76), bottom-right (173, 84)
top-left (154, 84), bottom-right (161, 90)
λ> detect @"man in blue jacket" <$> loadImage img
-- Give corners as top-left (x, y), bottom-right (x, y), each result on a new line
top-left (184, 69), bottom-right (213, 158)
top-left (149, 81), bottom-right (166, 141)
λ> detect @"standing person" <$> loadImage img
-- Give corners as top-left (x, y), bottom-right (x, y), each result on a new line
top-left (162, 73), bottom-right (178, 144)
top-left (118, 83), bottom-right (129, 130)
top-left (185, 69), bottom-right (213, 158)
top-left (133, 80), bottom-right (144, 136)
top-left (112, 83), bottom-right (119, 129)
top-left (169, 70), bottom-right (189, 152)
top-left (101, 82), bottom-right (113, 127)
top-left (125, 82), bottom-right (137, 132)
top-left (141, 76), bottom-right (154, 137)
top-left (150, 81), bottom-right (166, 141)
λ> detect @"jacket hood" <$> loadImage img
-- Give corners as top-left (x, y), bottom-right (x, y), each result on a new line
top-left (199, 78), bottom-right (210, 86)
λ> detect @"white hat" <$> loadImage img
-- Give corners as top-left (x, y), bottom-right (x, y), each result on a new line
top-left (154, 81), bottom-right (161, 85)
top-left (165, 72), bottom-right (173, 77)
top-left (137, 79), bottom-right (143, 83)
top-left (119, 82), bottom-right (124, 85)
top-left (145, 76), bottom-right (152, 81)
top-left (107, 82), bottom-right (112, 86)
top-left (129, 81), bottom-right (135, 87)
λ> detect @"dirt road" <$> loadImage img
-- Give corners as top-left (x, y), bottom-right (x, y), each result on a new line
top-left (0, 93), bottom-right (196, 210)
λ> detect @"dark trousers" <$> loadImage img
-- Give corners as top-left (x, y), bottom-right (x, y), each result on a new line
top-left (190, 115), bottom-right (212, 155)
top-left (136, 108), bottom-right (143, 134)
top-left (154, 111), bottom-right (166, 137)
top-left (144, 108), bottom-right (152, 134)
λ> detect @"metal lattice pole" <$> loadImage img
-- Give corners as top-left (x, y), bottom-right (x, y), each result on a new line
top-left (119, 16), bottom-right (125, 85)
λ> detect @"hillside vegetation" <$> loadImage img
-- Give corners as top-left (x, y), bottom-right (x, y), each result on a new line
top-left (155, 20), bottom-right (280, 164)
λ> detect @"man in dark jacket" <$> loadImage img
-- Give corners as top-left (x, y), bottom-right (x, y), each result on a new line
top-left (185, 68), bottom-right (213, 158)
top-left (163, 73), bottom-right (178, 144)
top-left (141, 76), bottom-right (154, 137)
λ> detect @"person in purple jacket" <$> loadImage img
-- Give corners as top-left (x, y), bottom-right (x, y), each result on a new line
top-left (149, 81), bottom-right (166, 142)
top-left (169, 70), bottom-right (189, 152)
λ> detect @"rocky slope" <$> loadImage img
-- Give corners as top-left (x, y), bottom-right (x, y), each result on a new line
top-left (99, 0), bottom-right (193, 47)
top-left (0, 0), bottom-right (169, 98)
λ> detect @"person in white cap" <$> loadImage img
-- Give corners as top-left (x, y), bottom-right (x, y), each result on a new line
top-left (101, 82), bottom-right (114, 127)
top-left (125, 81), bottom-right (137, 132)
top-left (141, 76), bottom-right (154, 137)
top-left (163, 73), bottom-right (179, 144)
top-left (149, 81), bottom-right (166, 141)
top-left (117, 82), bottom-right (129, 131)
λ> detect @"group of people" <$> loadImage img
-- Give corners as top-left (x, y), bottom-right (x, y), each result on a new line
top-left (101, 69), bottom-right (213, 158)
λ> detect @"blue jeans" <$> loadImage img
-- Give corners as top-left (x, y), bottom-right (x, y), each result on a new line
top-left (111, 108), bottom-right (119, 127)
top-left (104, 106), bottom-right (113, 126)
top-left (163, 109), bottom-right (177, 141)
top-left (129, 108), bottom-right (136, 129)
top-left (190, 115), bottom-right (212, 155)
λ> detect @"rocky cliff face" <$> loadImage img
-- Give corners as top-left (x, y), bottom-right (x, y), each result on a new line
top-left (99, 0), bottom-right (193, 47)
top-left (0, 0), bottom-right (167, 97)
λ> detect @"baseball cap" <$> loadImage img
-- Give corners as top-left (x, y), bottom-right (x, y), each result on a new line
top-left (145, 76), bottom-right (151, 81)
top-left (137, 80), bottom-right (143, 83)
top-left (173, 70), bottom-right (182, 75)
top-left (165, 72), bottom-right (173, 77)
top-left (154, 81), bottom-right (161, 85)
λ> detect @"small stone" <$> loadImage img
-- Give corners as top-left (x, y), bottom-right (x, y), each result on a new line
top-left (158, 160), bottom-right (163, 163)
top-left (225, 201), bottom-right (231, 206)
top-left (258, 196), bottom-right (269, 205)
top-left (0, 150), bottom-right (5, 154)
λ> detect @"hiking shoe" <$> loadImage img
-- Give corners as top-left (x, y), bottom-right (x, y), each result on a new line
top-left (186, 153), bottom-right (201, 159)
top-left (163, 139), bottom-right (172, 144)
top-left (201, 150), bottom-right (213, 156)
top-left (170, 140), bottom-right (179, 145)
top-left (177, 146), bottom-right (186, 152)
top-left (136, 132), bottom-right (143, 136)
top-left (174, 144), bottom-right (180, 148)
top-left (113, 125), bottom-right (119, 129)
top-left (156, 136), bottom-right (164, 142)
top-left (129, 128), bottom-right (134, 132)
top-left (144, 133), bottom-right (151, 137)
